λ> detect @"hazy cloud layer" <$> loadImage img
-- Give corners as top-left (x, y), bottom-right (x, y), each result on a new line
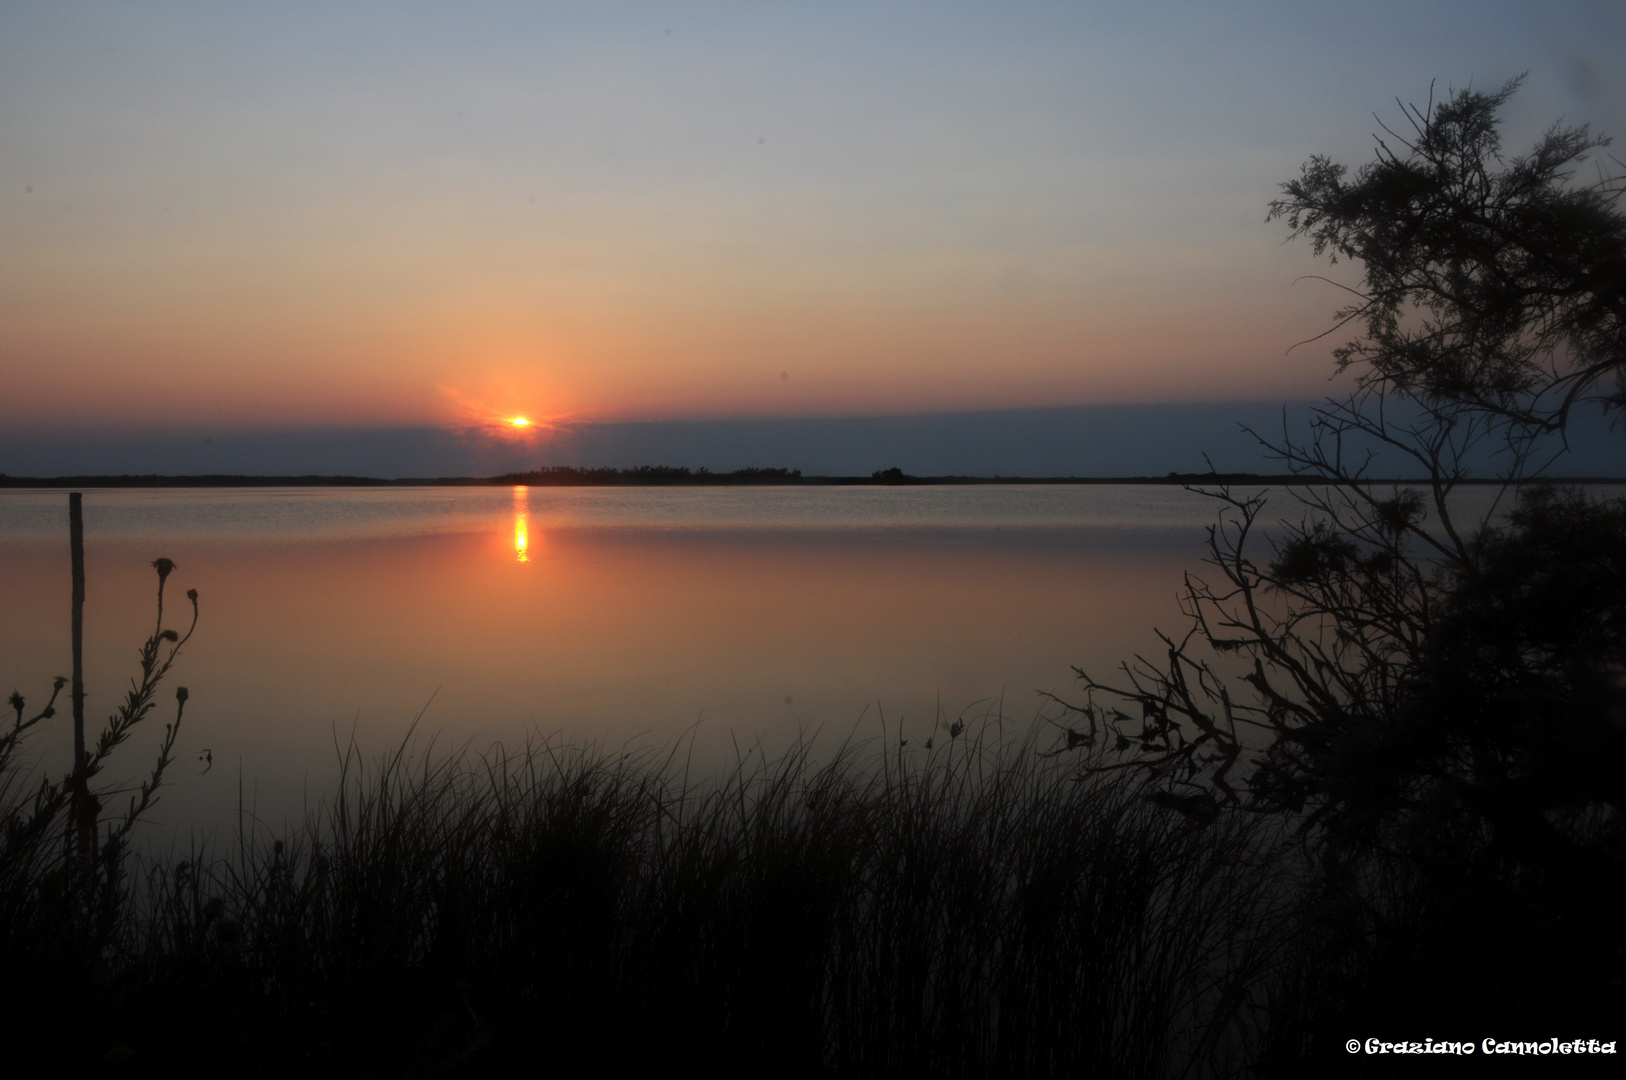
top-left (5, 403), bottom-right (1619, 480)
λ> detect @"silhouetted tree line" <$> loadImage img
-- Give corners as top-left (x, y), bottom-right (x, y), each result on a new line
top-left (494, 465), bottom-right (805, 485)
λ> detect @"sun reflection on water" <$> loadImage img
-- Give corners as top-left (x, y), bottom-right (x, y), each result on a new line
top-left (513, 485), bottom-right (530, 563)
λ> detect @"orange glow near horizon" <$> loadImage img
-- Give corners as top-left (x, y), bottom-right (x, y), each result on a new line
top-left (433, 384), bottom-right (571, 441)
top-left (0, 236), bottom-right (1342, 433)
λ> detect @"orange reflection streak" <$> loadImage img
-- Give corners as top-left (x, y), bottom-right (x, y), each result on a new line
top-left (513, 485), bottom-right (530, 563)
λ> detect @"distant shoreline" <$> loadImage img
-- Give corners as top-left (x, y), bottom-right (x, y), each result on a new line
top-left (2, 467), bottom-right (1622, 489)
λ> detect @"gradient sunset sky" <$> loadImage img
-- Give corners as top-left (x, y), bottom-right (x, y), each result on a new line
top-left (4, 2), bottom-right (1622, 444)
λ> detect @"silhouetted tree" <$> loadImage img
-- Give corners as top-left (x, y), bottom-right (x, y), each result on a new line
top-left (1062, 80), bottom-right (1626, 1042)
top-left (1268, 74), bottom-right (1626, 434)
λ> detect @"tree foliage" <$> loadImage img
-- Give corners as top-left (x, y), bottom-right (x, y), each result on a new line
top-left (1063, 80), bottom-right (1626, 871)
top-left (1268, 75), bottom-right (1626, 433)
top-left (1060, 80), bottom-right (1626, 1044)
top-left (1069, 477), bottom-right (1625, 865)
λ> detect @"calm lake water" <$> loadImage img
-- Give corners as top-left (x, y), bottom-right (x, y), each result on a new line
top-left (1, 484), bottom-right (1231, 831)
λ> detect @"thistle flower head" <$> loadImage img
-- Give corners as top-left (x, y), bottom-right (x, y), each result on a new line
top-left (152, 557), bottom-right (176, 583)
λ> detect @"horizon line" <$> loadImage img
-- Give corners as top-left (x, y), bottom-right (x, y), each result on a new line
top-left (5, 468), bottom-right (1624, 489)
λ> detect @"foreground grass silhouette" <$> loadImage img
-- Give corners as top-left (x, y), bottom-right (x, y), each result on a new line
top-left (4, 714), bottom-right (1301, 1078)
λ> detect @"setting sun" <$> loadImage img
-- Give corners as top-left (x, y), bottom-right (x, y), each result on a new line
top-left (510, 418), bottom-right (530, 427)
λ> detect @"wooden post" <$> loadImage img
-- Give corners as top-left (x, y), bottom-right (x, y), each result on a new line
top-left (69, 491), bottom-right (87, 856)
